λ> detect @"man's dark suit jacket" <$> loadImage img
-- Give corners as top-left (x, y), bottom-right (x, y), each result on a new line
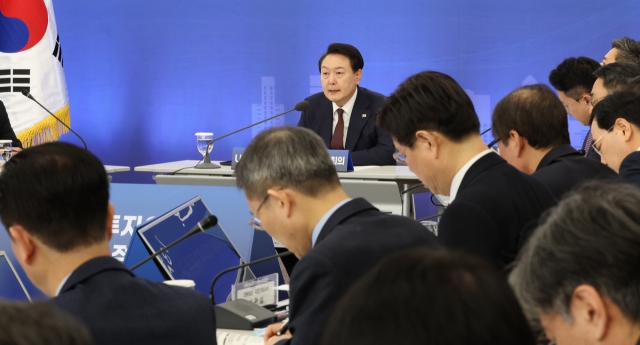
top-left (532, 144), bottom-right (619, 199)
top-left (298, 86), bottom-right (395, 166)
top-left (50, 256), bottom-right (217, 345)
top-left (0, 101), bottom-right (22, 148)
top-left (277, 198), bottom-right (439, 345)
top-left (582, 129), bottom-right (600, 161)
top-left (620, 151), bottom-right (640, 188)
top-left (437, 152), bottom-right (556, 268)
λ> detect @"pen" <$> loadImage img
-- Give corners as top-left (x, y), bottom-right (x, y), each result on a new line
top-left (276, 319), bottom-right (289, 336)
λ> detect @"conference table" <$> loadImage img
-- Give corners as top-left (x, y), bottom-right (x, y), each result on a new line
top-left (134, 160), bottom-right (422, 218)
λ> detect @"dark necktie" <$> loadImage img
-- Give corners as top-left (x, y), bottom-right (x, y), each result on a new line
top-left (330, 108), bottom-right (345, 150)
top-left (583, 131), bottom-right (593, 156)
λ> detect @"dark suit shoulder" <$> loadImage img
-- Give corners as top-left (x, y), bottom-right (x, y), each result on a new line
top-left (620, 151), bottom-right (640, 188)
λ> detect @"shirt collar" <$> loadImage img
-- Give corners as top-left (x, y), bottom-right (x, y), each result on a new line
top-left (449, 149), bottom-right (493, 202)
top-left (311, 198), bottom-right (351, 247)
top-left (332, 87), bottom-right (358, 115)
top-left (55, 272), bottom-right (72, 296)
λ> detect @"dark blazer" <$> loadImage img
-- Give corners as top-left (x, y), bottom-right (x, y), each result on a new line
top-left (619, 151), bottom-right (640, 188)
top-left (298, 86), bottom-right (396, 166)
top-left (533, 144), bottom-right (619, 199)
top-left (50, 256), bottom-right (217, 345)
top-left (0, 101), bottom-right (22, 148)
top-left (581, 129), bottom-right (600, 161)
top-left (437, 152), bottom-right (556, 268)
top-left (277, 198), bottom-right (439, 345)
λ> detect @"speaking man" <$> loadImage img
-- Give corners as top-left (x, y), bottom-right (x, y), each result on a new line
top-left (298, 43), bottom-right (395, 166)
top-left (0, 143), bottom-right (218, 345)
top-left (492, 84), bottom-right (618, 199)
top-left (376, 71), bottom-right (556, 268)
top-left (234, 126), bottom-right (438, 345)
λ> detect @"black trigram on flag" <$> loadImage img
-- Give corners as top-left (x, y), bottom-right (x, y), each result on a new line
top-left (52, 34), bottom-right (63, 67)
top-left (0, 69), bottom-right (30, 93)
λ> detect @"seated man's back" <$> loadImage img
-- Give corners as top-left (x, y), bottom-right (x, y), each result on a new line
top-left (52, 257), bottom-right (217, 345)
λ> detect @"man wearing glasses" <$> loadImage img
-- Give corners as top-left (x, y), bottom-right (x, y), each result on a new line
top-left (549, 57), bottom-right (601, 160)
top-left (235, 126), bottom-right (438, 345)
top-left (591, 90), bottom-right (640, 187)
top-left (591, 62), bottom-right (640, 111)
top-left (376, 71), bottom-right (556, 269)
top-left (491, 84), bottom-right (618, 199)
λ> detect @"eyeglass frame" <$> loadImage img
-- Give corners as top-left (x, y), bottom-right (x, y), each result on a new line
top-left (564, 98), bottom-right (580, 113)
top-left (393, 152), bottom-right (407, 165)
top-left (589, 94), bottom-right (610, 107)
top-left (591, 124), bottom-right (615, 156)
top-left (248, 194), bottom-right (271, 230)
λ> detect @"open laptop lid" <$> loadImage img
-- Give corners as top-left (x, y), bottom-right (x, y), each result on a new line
top-left (0, 251), bottom-right (31, 302)
top-left (137, 196), bottom-right (244, 303)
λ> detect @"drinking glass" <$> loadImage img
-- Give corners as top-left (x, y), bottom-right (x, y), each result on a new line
top-left (195, 132), bottom-right (213, 157)
top-left (0, 140), bottom-right (12, 164)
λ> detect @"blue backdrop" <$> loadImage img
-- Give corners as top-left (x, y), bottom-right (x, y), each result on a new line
top-left (50, 0), bottom-right (640, 182)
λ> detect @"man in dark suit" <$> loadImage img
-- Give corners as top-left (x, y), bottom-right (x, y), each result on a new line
top-left (0, 100), bottom-right (23, 149)
top-left (377, 71), bottom-right (556, 268)
top-left (591, 91), bottom-right (640, 188)
top-left (234, 127), bottom-right (438, 345)
top-left (0, 143), bottom-right (217, 345)
top-left (549, 57), bottom-right (601, 160)
top-left (491, 84), bottom-right (618, 199)
top-left (298, 43), bottom-right (395, 166)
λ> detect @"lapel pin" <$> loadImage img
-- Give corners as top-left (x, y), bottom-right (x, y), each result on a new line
top-left (362, 114), bottom-right (367, 118)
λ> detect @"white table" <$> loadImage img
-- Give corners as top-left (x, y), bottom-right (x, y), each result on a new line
top-left (104, 165), bottom-right (130, 173)
top-left (134, 161), bottom-right (422, 217)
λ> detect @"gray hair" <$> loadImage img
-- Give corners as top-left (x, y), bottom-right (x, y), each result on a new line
top-left (509, 181), bottom-right (640, 323)
top-left (235, 126), bottom-right (340, 199)
top-left (612, 37), bottom-right (640, 65)
top-left (593, 62), bottom-right (640, 92)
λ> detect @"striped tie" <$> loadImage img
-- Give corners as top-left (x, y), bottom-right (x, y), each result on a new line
top-left (583, 131), bottom-right (593, 156)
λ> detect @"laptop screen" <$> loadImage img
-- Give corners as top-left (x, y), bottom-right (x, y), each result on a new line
top-left (137, 196), bottom-right (243, 303)
top-left (0, 251), bottom-right (31, 301)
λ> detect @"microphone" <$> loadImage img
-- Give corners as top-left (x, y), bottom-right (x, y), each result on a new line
top-left (194, 100), bottom-right (310, 169)
top-left (20, 90), bottom-right (88, 150)
top-left (210, 250), bottom-right (294, 305)
top-left (129, 215), bottom-right (218, 271)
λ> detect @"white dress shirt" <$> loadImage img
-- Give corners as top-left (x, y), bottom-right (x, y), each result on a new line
top-left (332, 88), bottom-right (358, 147)
top-left (448, 149), bottom-right (493, 203)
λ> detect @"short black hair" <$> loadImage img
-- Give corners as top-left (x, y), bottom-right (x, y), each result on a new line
top-left (592, 90), bottom-right (640, 130)
top-left (0, 301), bottom-right (94, 345)
top-left (593, 62), bottom-right (640, 92)
top-left (612, 37), bottom-right (640, 65)
top-left (0, 142), bottom-right (110, 252)
top-left (548, 57), bottom-right (600, 99)
top-left (626, 76), bottom-right (640, 94)
top-left (318, 43), bottom-right (364, 73)
top-left (322, 248), bottom-right (536, 345)
top-left (377, 71), bottom-right (480, 147)
top-left (492, 84), bottom-right (570, 149)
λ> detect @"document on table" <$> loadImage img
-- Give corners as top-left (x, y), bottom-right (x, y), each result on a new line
top-left (216, 331), bottom-right (263, 345)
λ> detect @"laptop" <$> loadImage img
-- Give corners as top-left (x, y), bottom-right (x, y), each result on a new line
top-left (0, 251), bottom-right (31, 301)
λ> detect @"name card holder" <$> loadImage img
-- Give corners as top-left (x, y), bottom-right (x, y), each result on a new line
top-left (328, 150), bottom-right (354, 172)
top-left (230, 148), bottom-right (245, 170)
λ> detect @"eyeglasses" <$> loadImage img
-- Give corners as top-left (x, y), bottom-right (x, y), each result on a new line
top-left (589, 95), bottom-right (609, 107)
top-left (564, 99), bottom-right (579, 113)
top-left (248, 194), bottom-right (270, 230)
top-left (591, 125), bottom-right (615, 156)
top-left (393, 152), bottom-right (407, 165)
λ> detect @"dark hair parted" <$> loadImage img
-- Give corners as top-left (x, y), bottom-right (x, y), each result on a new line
top-left (0, 300), bottom-right (94, 345)
top-left (318, 43), bottom-right (364, 73)
top-left (548, 57), bottom-right (600, 99)
top-left (323, 248), bottom-right (536, 345)
top-left (0, 142), bottom-right (110, 252)
top-left (235, 126), bottom-right (340, 199)
top-left (591, 90), bottom-right (640, 129)
top-left (510, 181), bottom-right (640, 323)
top-left (593, 62), bottom-right (640, 92)
top-left (376, 71), bottom-right (480, 147)
top-left (492, 84), bottom-right (570, 149)
top-left (611, 37), bottom-right (640, 65)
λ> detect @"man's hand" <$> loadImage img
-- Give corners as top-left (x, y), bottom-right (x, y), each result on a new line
top-left (264, 323), bottom-right (292, 345)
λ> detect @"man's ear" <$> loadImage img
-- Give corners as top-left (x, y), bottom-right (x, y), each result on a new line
top-left (106, 202), bottom-right (115, 242)
top-left (615, 118), bottom-right (634, 142)
top-left (267, 188), bottom-right (294, 218)
top-left (415, 130), bottom-right (441, 158)
top-left (508, 130), bottom-right (526, 157)
top-left (354, 69), bottom-right (362, 84)
top-left (579, 93), bottom-right (591, 105)
top-left (8, 225), bottom-right (37, 265)
top-left (570, 284), bottom-right (609, 341)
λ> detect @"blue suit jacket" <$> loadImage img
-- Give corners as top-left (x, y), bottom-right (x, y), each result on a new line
top-left (0, 101), bottom-right (22, 148)
top-left (620, 151), bottom-right (640, 188)
top-left (438, 153), bottom-right (557, 268)
top-left (50, 256), bottom-right (217, 345)
top-left (277, 198), bottom-right (439, 345)
top-left (297, 86), bottom-right (396, 166)
top-left (532, 144), bottom-right (619, 199)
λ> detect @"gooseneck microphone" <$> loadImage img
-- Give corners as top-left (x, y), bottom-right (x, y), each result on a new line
top-left (194, 100), bottom-right (310, 169)
top-left (209, 250), bottom-right (294, 305)
top-left (20, 90), bottom-right (88, 150)
top-left (129, 215), bottom-right (218, 271)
